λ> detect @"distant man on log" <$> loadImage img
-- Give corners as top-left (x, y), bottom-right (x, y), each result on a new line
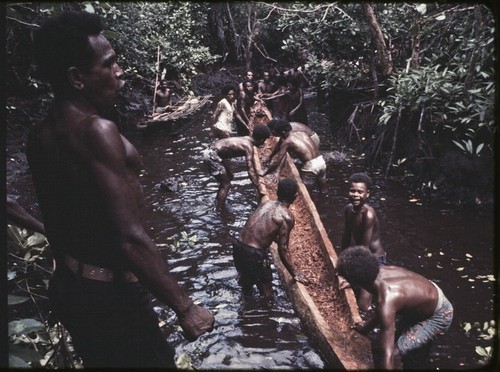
top-left (261, 119), bottom-right (327, 193)
top-left (28, 11), bottom-right (214, 368)
top-left (154, 79), bottom-right (173, 113)
top-left (233, 179), bottom-right (309, 298)
top-left (340, 172), bottom-right (387, 311)
top-left (337, 246), bottom-right (453, 369)
top-left (202, 124), bottom-right (271, 206)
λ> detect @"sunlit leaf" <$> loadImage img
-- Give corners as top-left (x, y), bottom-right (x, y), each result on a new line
top-left (456, 267), bottom-right (464, 271)
top-left (466, 253), bottom-right (473, 258)
top-left (8, 355), bottom-right (31, 368)
top-left (8, 295), bottom-right (30, 306)
top-left (463, 322), bottom-right (471, 332)
top-left (8, 319), bottom-right (44, 336)
top-left (176, 353), bottom-right (193, 369)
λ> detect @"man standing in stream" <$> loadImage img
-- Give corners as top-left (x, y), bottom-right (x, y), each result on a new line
top-left (28, 11), bottom-right (214, 368)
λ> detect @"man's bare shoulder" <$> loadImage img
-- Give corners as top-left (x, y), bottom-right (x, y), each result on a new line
top-left (215, 136), bottom-right (252, 150)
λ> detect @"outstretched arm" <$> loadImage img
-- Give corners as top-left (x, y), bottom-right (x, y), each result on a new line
top-left (276, 212), bottom-right (309, 284)
top-left (263, 142), bottom-right (288, 176)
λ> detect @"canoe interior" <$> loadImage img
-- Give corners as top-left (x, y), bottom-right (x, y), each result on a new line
top-left (255, 137), bottom-right (374, 369)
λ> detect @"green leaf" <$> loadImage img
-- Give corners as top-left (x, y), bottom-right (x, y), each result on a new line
top-left (8, 295), bottom-right (30, 306)
top-left (476, 143), bottom-right (484, 155)
top-left (452, 140), bottom-right (465, 151)
top-left (8, 319), bottom-right (44, 336)
top-left (9, 344), bottom-right (42, 363)
top-left (9, 354), bottom-right (31, 368)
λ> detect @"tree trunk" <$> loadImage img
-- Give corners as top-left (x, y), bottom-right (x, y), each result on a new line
top-left (243, 3), bottom-right (257, 71)
top-left (362, 3), bottom-right (393, 78)
top-left (208, 3), bottom-right (229, 63)
top-left (226, 2), bottom-right (242, 64)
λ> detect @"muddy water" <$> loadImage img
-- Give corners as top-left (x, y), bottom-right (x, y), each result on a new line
top-left (9, 97), bottom-right (494, 369)
top-left (129, 94), bottom-right (494, 369)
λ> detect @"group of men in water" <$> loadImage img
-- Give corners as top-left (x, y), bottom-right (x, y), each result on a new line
top-left (10, 10), bottom-right (453, 370)
top-left (205, 69), bottom-right (454, 369)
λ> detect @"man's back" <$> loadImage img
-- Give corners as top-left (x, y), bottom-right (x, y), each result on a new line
top-left (213, 136), bottom-right (253, 159)
top-left (239, 201), bottom-right (293, 250)
top-left (377, 266), bottom-right (439, 322)
top-left (282, 131), bottom-right (319, 163)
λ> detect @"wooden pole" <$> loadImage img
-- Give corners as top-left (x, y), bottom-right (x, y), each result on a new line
top-left (151, 46), bottom-right (161, 116)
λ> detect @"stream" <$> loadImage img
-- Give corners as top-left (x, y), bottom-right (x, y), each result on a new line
top-left (8, 96), bottom-right (495, 369)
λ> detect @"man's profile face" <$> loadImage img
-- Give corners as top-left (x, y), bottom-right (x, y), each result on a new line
top-left (81, 34), bottom-right (124, 109)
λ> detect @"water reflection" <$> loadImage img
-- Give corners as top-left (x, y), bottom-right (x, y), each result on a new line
top-left (129, 102), bottom-right (494, 369)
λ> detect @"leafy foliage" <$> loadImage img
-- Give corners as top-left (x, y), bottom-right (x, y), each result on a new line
top-left (7, 225), bottom-right (81, 368)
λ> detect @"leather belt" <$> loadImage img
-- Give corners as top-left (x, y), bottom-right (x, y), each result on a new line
top-left (64, 255), bottom-right (138, 283)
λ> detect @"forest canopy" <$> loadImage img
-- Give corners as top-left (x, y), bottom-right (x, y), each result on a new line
top-left (5, 2), bottom-right (496, 204)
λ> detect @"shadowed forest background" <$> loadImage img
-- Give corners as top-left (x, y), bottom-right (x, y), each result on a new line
top-left (6, 2), bottom-right (496, 206)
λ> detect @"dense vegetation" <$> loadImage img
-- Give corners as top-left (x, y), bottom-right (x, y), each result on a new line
top-left (6, 2), bottom-right (495, 205)
top-left (5, 2), bottom-right (496, 368)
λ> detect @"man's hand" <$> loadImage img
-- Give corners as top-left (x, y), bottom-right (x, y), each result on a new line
top-left (178, 303), bottom-right (215, 342)
top-left (338, 275), bottom-right (351, 290)
top-left (351, 321), bottom-right (367, 334)
top-left (293, 272), bottom-right (310, 285)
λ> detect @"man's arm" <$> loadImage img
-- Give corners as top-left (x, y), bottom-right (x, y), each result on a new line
top-left (360, 209), bottom-right (376, 247)
top-left (244, 145), bottom-right (261, 187)
top-left (211, 102), bottom-right (222, 125)
top-left (7, 197), bottom-right (45, 235)
top-left (378, 301), bottom-right (398, 369)
top-left (289, 89), bottom-right (304, 115)
top-left (341, 206), bottom-right (352, 250)
top-left (263, 141), bottom-right (289, 175)
top-left (275, 212), bottom-right (309, 284)
top-left (86, 119), bottom-right (213, 340)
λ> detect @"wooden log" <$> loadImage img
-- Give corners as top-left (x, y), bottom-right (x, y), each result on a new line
top-left (255, 137), bottom-right (374, 369)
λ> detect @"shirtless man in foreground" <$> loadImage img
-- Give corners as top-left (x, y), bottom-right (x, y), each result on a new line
top-left (337, 246), bottom-right (453, 369)
top-left (28, 11), bottom-right (214, 368)
top-left (233, 179), bottom-right (309, 298)
top-left (202, 124), bottom-right (271, 206)
top-left (262, 119), bottom-right (327, 193)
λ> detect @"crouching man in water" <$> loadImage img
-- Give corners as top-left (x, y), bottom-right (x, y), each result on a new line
top-left (28, 11), bottom-right (214, 368)
top-left (203, 124), bottom-right (271, 206)
top-left (337, 246), bottom-right (453, 369)
top-left (233, 179), bottom-right (309, 298)
top-left (262, 119), bottom-right (327, 193)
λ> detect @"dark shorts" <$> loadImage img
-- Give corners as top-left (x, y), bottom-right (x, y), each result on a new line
top-left (232, 240), bottom-right (272, 293)
top-left (202, 147), bottom-right (226, 177)
top-left (49, 268), bottom-right (176, 368)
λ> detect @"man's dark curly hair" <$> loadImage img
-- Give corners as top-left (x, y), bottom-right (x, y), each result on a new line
top-left (337, 246), bottom-right (379, 288)
top-left (348, 172), bottom-right (373, 191)
top-left (277, 179), bottom-right (297, 203)
top-left (34, 11), bottom-right (104, 93)
top-left (221, 85), bottom-right (236, 96)
top-left (252, 124), bottom-right (271, 141)
top-left (267, 119), bottom-right (291, 136)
